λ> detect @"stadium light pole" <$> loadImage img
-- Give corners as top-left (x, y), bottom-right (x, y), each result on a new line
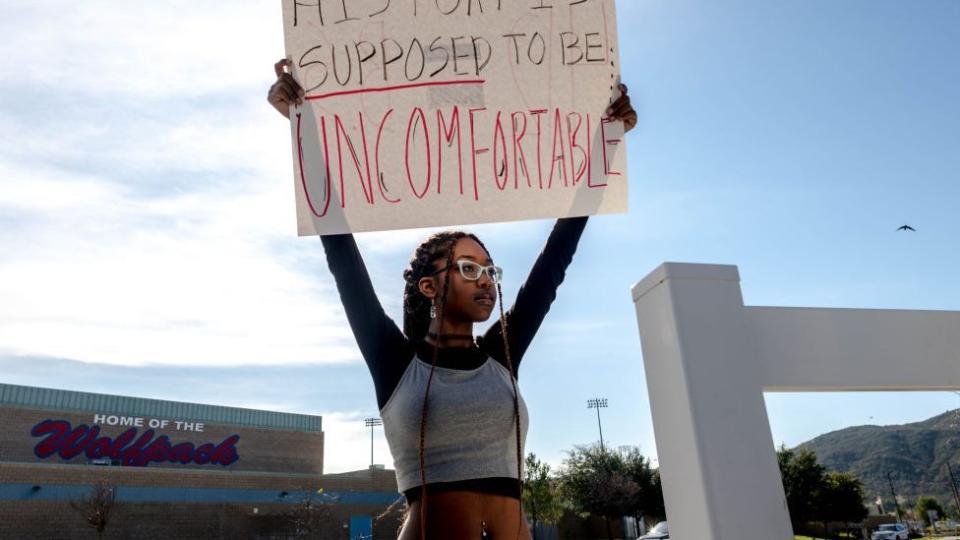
top-left (587, 398), bottom-right (608, 453)
top-left (364, 418), bottom-right (382, 467)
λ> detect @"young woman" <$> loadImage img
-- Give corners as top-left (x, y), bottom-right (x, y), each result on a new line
top-left (268, 59), bottom-right (637, 539)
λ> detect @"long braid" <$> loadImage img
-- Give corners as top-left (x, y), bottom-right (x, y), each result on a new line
top-left (417, 241), bottom-right (456, 540)
top-left (495, 283), bottom-right (524, 540)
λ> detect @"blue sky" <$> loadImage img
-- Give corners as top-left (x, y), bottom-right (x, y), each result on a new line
top-left (1, 0), bottom-right (958, 473)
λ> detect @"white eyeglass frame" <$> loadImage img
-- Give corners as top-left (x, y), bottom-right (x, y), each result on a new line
top-left (430, 259), bottom-right (503, 284)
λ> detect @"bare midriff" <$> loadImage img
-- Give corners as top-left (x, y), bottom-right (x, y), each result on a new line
top-left (397, 491), bottom-right (532, 540)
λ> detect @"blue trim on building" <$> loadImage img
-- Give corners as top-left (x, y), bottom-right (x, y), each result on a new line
top-left (0, 483), bottom-right (401, 505)
top-left (0, 383), bottom-right (321, 433)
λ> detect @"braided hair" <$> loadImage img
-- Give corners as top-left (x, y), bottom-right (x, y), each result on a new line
top-left (402, 231), bottom-right (524, 540)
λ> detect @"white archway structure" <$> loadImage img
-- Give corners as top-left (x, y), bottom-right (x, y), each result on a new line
top-left (631, 262), bottom-right (960, 540)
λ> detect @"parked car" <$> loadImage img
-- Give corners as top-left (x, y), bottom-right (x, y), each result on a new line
top-left (639, 521), bottom-right (668, 539)
top-left (872, 523), bottom-right (909, 540)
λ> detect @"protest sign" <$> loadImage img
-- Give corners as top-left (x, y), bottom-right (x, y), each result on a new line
top-left (281, 0), bottom-right (627, 235)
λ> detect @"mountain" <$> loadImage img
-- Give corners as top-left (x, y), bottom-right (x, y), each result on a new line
top-left (798, 409), bottom-right (960, 506)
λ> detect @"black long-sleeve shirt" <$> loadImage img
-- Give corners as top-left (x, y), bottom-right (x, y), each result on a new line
top-left (320, 216), bottom-right (588, 410)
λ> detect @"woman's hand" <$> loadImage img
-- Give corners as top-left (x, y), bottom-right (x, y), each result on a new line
top-left (607, 83), bottom-right (638, 133)
top-left (268, 59), bottom-right (305, 119)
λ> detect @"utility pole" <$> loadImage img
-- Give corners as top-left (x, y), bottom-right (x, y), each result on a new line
top-left (887, 471), bottom-right (903, 522)
top-left (586, 398), bottom-right (608, 453)
top-left (364, 418), bottom-right (382, 468)
top-left (947, 462), bottom-right (960, 518)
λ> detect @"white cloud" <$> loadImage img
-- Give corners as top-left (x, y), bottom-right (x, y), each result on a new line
top-left (0, 1), bottom-right (283, 99)
top-left (0, 155), bottom-right (358, 366)
top-left (0, 1), bottom-right (363, 367)
top-left (0, 166), bottom-right (116, 210)
top-left (319, 411), bottom-right (394, 474)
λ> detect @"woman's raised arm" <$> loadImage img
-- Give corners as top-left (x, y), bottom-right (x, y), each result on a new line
top-left (481, 84), bottom-right (637, 375)
top-left (319, 234), bottom-right (410, 405)
top-left (269, 60), bottom-right (410, 407)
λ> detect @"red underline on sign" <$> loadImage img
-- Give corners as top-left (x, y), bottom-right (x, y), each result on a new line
top-left (305, 80), bottom-right (486, 101)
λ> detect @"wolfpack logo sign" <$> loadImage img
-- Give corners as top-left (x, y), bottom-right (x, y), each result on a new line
top-left (31, 419), bottom-right (240, 467)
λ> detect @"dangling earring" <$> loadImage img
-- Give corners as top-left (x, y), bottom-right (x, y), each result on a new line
top-left (429, 298), bottom-right (437, 319)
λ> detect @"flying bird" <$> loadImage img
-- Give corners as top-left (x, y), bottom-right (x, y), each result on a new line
top-left (897, 225), bottom-right (916, 232)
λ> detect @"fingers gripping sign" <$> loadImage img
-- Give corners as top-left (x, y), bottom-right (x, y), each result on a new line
top-left (607, 83), bottom-right (638, 133)
top-left (269, 58), bottom-right (305, 119)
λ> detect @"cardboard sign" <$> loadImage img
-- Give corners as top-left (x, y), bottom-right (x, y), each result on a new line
top-left (281, 0), bottom-right (627, 235)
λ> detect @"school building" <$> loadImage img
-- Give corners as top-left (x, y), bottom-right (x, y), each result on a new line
top-left (0, 383), bottom-right (402, 539)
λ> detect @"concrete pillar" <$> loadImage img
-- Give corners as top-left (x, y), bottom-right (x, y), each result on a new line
top-left (631, 263), bottom-right (793, 540)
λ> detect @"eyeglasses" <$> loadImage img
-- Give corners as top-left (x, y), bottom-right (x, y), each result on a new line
top-left (429, 259), bottom-right (503, 284)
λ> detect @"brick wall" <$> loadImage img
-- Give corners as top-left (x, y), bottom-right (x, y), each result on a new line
top-left (0, 463), bottom-right (402, 539)
top-left (0, 400), bottom-right (406, 538)
top-left (0, 500), bottom-right (405, 540)
top-left (0, 461), bottom-right (399, 492)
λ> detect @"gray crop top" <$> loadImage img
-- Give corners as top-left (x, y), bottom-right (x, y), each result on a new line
top-left (380, 356), bottom-right (529, 493)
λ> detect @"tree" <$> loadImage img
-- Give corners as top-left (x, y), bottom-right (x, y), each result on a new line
top-left (70, 480), bottom-right (118, 540)
top-left (283, 488), bottom-right (344, 538)
top-left (777, 447), bottom-right (871, 537)
top-left (777, 446), bottom-right (826, 532)
top-left (559, 444), bottom-right (664, 540)
top-left (522, 453), bottom-right (567, 539)
top-left (915, 496), bottom-right (945, 526)
top-left (817, 472), bottom-right (868, 537)
top-left (374, 495), bottom-right (408, 539)
top-left (621, 447), bottom-right (665, 524)
top-left (644, 470), bottom-right (666, 525)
